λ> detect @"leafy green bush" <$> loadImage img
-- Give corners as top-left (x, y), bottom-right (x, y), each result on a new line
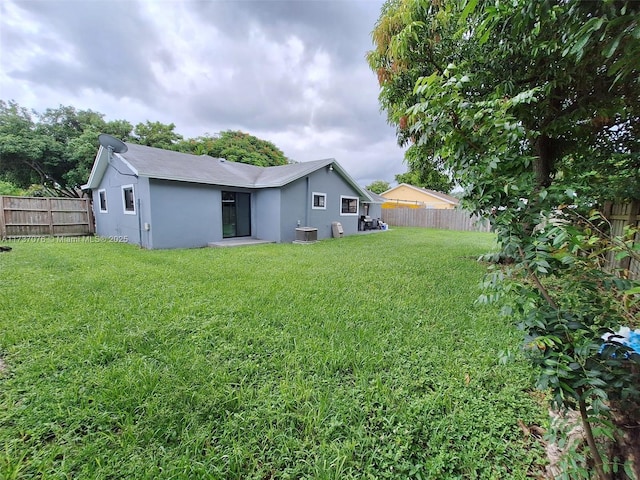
top-left (0, 180), bottom-right (23, 196)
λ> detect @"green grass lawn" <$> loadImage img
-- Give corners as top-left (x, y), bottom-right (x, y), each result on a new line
top-left (0, 228), bottom-right (546, 479)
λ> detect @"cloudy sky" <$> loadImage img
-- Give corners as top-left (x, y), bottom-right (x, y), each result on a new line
top-left (0, 0), bottom-right (408, 186)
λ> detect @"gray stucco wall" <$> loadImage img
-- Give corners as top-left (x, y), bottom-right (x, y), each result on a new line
top-left (148, 179), bottom-right (221, 249)
top-left (254, 188), bottom-right (281, 242)
top-left (364, 202), bottom-right (383, 220)
top-left (148, 182), bottom-right (275, 248)
top-left (280, 167), bottom-right (361, 242)
top-left (280, 177), bottom-right (309, 243)
top-left (92, 154), bottom-right (149, 247)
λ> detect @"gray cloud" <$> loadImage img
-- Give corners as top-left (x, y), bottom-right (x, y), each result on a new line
top-left (194, 0), bottom-right (379, 65)
top-left (4, 1), bottom-right (168, 101)
top-left (1, 0), bottom-right (406, 185)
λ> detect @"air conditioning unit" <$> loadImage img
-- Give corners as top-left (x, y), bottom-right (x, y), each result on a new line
top-left (295, 227), bottom-right (318, 243)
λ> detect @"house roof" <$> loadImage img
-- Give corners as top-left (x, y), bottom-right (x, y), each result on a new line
top-left (364, 190), bottom-right (386, 204)
top-left (381, 183), bottom-right (459, 205)
top-left (84, 142), bottom-right (372, 201)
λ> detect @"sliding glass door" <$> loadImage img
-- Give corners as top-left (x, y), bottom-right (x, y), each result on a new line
top-left (222, 191), bottom-right (251, 238)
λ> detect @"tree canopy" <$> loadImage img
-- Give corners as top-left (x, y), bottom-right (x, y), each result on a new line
top-left (0, 102), bottom-right (290, 196)
top-left (394, 145), bottom-right (453, 192)
top-left (0, 101), bottom-right (134, 196)
top-left (369, 0), bottom-right (640, 474)
top-left (365, 180), bottom-right (391, 194)
top-left (368, 0), bottom-right (638, 208)
top-left (133, 121), bottom-right (183, 149)
top-left (178, 130), bottom-right (289, 167)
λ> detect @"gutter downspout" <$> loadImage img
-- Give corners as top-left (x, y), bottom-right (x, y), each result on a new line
top-left (137, 198), bottom-right (143, 248)
top-left (305, 176), bottom-right (310, 227)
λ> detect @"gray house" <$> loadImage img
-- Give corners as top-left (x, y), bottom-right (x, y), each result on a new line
top-left (83, 142), bottom-right (374, 249)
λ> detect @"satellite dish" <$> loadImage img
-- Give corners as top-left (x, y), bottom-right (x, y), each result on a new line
top-left (98, 134), bottom-right (128, 154)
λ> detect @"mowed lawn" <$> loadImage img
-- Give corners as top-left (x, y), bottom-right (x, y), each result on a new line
top-left (0, 228), bottom-right (546, 479)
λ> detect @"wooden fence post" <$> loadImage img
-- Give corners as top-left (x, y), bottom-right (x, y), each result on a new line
top-left (0, 196), bottom-right (5, 239)
top-left (47, 197), bottom-right (54, 236)
top-left (619, 200), bottom-right (640, 275)
top-left (86, 198), bottom-right (95, 234)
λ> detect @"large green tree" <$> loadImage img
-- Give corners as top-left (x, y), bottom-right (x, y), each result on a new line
top-left (365, 180), bottom-right (391, 194)
top-left (369, 0), bottom-right (640, 476)
top-left (0, 103), bottom-right (291, 196)
top-left (0, 101), bottom-right (134, 196)
top-left (178, 130), bottom-right (289, 167)
top-left (369, 0), bottom-right (639, 206)
top-left (133, 120), bottom-right (183, 149)
top-left (394, 145), bottom-right (453, 192)
top-left (0, 101), bottom-right (58, 189)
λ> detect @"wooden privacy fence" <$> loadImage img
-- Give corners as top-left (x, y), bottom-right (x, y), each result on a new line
top-left (382, 207), bottom-right (491, 232)
top-left (381, 202), bottom-right (639, 278)
top-left (0, 196), bottom-right (94, 238)
top-left (604, 201), bottom-right (640, 280)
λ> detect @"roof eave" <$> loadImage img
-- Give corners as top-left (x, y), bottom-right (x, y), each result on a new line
top-left (84, 146), bottom-right (107, 190)
top-left (114, 153), bottom-right (139, 176)
top-left (260, 158), bottom-right (336, 187)
top-left (142, 173), bottom-right (256, 189)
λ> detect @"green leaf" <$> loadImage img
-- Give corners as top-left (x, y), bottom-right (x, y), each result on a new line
top-left (564, 17), bottom-right (604, 59)
top-left (459, 0), bottom-right (479, 26)
top-left (603, 31), bottom-right (624, 58)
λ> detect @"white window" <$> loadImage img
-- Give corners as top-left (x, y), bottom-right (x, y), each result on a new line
top-left (312, 192), bottom-right (326, 210)
top-left (98, 189), bottom-right (108, 213)
top-left (340, 196), bottom-right (358, 216)
top-left (122, 185), bottom-right (136, 214)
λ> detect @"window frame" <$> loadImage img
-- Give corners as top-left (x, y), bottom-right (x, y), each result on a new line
top-left (311, 192), bottom-right (327, 210)
top-left (340, 195), bottom-right (359, 216)
top-left (121, 185), bottom-right (136, 215)
top-left (98, 189), bottom-right (108, 213)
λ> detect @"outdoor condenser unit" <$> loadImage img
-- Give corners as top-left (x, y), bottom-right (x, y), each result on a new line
top-left (295, 227), bottom-right (318, 242)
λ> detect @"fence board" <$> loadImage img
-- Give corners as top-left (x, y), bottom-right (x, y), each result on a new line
top-left (381, 207), bottom-right (491, 232)
top-left (0, 196), bottom-right (5, 238)
top-left (0, 196), bottom-right (94, 238)
top-left (381, 202), bottom-right (639, 279)
top-left (605, 201), bottom-right (640, 280)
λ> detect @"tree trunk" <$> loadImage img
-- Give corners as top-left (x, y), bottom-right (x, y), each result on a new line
top-left (534, 134), bottom-right (556, 188)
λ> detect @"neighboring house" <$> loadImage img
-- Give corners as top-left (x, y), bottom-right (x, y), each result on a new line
top-left (83, 142), bottom-right (374, 249)
top-left (380, 183), bottom-right (459, 210)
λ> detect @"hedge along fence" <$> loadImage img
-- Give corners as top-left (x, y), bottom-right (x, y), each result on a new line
top-left (382, 207), bottom-right (491, 232)
top-left (0, 195), bottom-right (94, 238)
top-left (603, 200), bottom-right (640, 280)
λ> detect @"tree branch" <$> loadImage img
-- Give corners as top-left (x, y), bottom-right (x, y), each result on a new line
top-left (518, 246), bottom-right (558, 309)
top-left (577, 388), bottom-right (611, 480)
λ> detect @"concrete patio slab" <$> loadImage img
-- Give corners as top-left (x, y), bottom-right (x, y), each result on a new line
top-left (208, 238), bottom-right (275, 248)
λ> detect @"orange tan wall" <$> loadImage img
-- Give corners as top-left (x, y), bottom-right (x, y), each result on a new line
top-left (381, 185), bottom-right (455, 209)
top-left (381, 201), bottom-right (421, 209)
